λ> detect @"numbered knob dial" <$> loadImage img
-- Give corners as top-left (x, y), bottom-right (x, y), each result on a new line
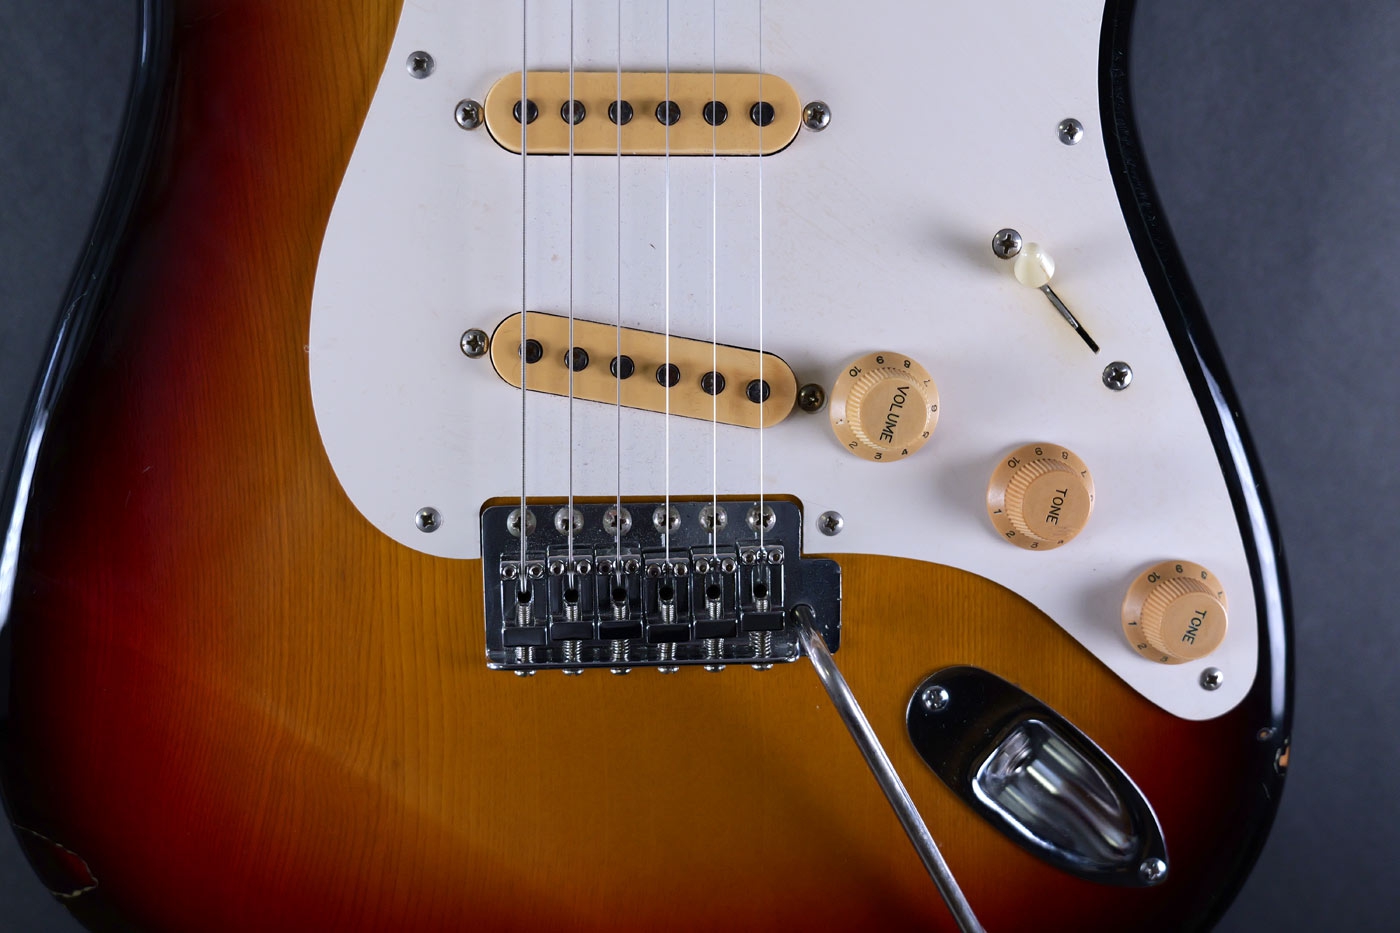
top-left (829, 352), bottom-right (940, 462)
top-left (986, 443), bottom-right (1094, 550)
top-left (1122, 561), bottom-right (1228, 664)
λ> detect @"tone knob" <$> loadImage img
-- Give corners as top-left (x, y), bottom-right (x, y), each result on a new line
top-left (829, 352), bottom-right (939, 462)
top-left (986, 443), bottom-right (1094, 550)
top-left (1122, 561), bottom-right (1228, 664)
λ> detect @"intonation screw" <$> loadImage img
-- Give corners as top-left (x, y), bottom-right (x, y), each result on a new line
top-left (750, 584), bottom-right (773, 670)
top-left (818, 511), bottom-right (844, 537)
top-left (699, 504), bottom-right (728, 532)
top-left (802, 100), bottom-right (832, 132)
top-left (746, 504), bottom-right (777, 533)
top-left (415, 508), bottom-right (441, 533)
top-left (1058, 117), bottom-right (1085, 146)
top-left (460, 329), bottom-right (489, 357)
top-left (1103, 361), bottom-right (1134, 391)
top-left (407, 51), bottom-right (435, 79)
top-left (1138, 858), bottom-right (1168, 885)
top-left (992, 228), bottom-right (1024, 260)
top-left (797, 383), bottom-right (827, 413)
top-left (1200, 667), bottom-right (1224, 691)
top-left (919, 684), bottom-right (950, 713)
top-left (554, 507), bottom-right (584, 536)
top-left (455, 99), bottom-right (484, 130)
top-left (609, 640), bottom-right (632, 675)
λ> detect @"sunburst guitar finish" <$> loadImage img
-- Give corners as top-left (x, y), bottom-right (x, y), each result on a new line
top-left (0, 1), bottom-right (1290, 931)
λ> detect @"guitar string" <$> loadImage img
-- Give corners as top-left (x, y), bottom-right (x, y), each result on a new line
top-left (757, 0), bottom-right (766, 551)
top-left (519, 0), bottom-right (529, 577)
top-left (567, 0), bottom-right (577, 571)
top-left (614, 0), bottom-right (624, 578)
top-left (710, 0), bottom-right (719, 559)
top-left (663, 0), bottom-right (672, 563)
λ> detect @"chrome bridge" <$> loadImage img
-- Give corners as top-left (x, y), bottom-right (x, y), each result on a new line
top-left (482, 499), bottom-right (841, 675)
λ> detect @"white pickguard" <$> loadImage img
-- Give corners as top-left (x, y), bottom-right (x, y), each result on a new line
top-left (308, 0), bottom-right (1257, 720)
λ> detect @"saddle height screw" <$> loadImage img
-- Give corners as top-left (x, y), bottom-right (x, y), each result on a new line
top-left (1058, 117), bottom-right (1085, 145)
top-left (455, 99), bottom-right (484, 130)
top-left (919, 684), bottom-right (951, 713)
top-left (818, 511), bottom-right (844, 537)
top-left (797, 383), bottom-right (827, 413)
top-left (1102, 361), bottom-right (1134, 391)
top-left (460, 328), bottom-right (489, 357)
top-left (415, 508), bottom-right (442, 533)
top-left (802, 100), bottom-right (832, 132)
top-left (406, 51), bottom-right (435, 79)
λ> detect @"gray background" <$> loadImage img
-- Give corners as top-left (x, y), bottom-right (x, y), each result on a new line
top-left (1, 1), bottom-right (1397, 929)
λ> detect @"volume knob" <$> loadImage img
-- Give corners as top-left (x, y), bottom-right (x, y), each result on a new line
top-left (986, 443), bottom-right (1094, 550)
top-left (1122, 561), bottom-right (1228, 664)
top-left (829, 352), bottom-right (940, 462)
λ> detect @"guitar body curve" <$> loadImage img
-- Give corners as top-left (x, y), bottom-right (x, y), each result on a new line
top-left (0, 1), bottom-right (1289, 931)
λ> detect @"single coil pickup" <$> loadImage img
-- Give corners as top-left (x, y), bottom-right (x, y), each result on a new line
top-left (483, 71), bottom-right (801, 156)
top-left (489, 312), bottom-right (797, 428)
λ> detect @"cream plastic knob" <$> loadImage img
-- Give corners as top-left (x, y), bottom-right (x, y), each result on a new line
top-left (1013, 242), bottom-right (1055, 289)
top-left (829, 352), bottom-right (940, 462)
top-left (1122, 561), bottom-right (1229, 664)
top-left (986, 443), bottom-right (1094, 550)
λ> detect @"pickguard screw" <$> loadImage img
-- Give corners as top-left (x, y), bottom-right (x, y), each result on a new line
top-left (1138, 858), bottom-right (1168, 885)
top-left (460, 329), bottom-right (489, 358)
top-left (1103, 361), bottom-right (1134, 391)
top-left (919, 684), bottom-right (950, 713)
top-left (797, 383), bottom-right (827, 413)
top-left (992, 228), bottom-right (1023, 260)
top-left (1257, 727), bottom-right (1277, 741)
top-left (407, 51), bottom-right (435, 79)
top-left (818, 511), bottom-right (844, 536)
top-left (802, 100), bottom-right (832, 132)
top-left (415, 508), bottom-right (442, 533)
top-left (1200, 667), bottom-right (1224, 691)
top-left (455, 99), bottom-right (484, 130)
top-left (746, 504), bottom-right (777, 533)
top-left (1058, 117), bottom-right (1085, 145)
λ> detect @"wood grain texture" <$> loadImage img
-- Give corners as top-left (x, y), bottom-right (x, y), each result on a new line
top-left (0, 2), bottom-right (1280, 930)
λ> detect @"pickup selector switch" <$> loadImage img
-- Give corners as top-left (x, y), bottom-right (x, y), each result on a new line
top-left (1122, 561), bottom-right (1228, 664)
top-left (986, 443), bottom-right (1094, 550)
top-left (829, 352), bottom-right (939, 462)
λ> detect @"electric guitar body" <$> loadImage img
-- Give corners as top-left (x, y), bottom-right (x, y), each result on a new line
top-left (0, 1), bottom-right (1290, 930)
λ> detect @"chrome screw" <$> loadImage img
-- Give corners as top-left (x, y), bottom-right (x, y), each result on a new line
top-left (460, 328), bottom-right (489, 357)
top-left (653, 505), bottom-right (681, 534)
top-left (749, 631), bottom-right (774, 671)
top-left (657, 642), bottom-right (680, 674)
top-left (602, 505), bottom-right (633, 537)
top-left (1058, 117), bottom-right (1085, 145)
top-left (455, 99), bottom-right (484, 130)
top-left (609, 640), bottom-right (632, 675)
top-left (802, 100), bottom-right (832, 132)
top-left (506, 508), bottom-right (537, 538)
top-left (553, 507), bottom-right (584, 536)
top-left (746, 504), bottom-right (777, 534)
top-left (797, 383), bottom-right (827, 413)
top-left (919, 684), bottom-right (950, 713)
top-left (699, 504), bottom-right (728, 533)
top-left (407, 51), bottom-right (435, 79)
top-left (1257, 727), bottom-right (1277, 741)
top-left (1138, 858), bottom-right (1168, 885)
top-left (1200, 667), bottom-right (1224, 691)
top-left (1103, 361), bottom-right (1134, 391)
top-left (992, 228), bottom-right (1023, 260)
top-left (818, 511), bottom-right (844, 537)
top-left (415, 507), bottom-right (442, 533)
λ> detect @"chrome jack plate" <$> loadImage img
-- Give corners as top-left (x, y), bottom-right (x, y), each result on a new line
top-left (482, 499), bottom-right (840, 674)
top-left (906, 667), bottom-right (1168, 887)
